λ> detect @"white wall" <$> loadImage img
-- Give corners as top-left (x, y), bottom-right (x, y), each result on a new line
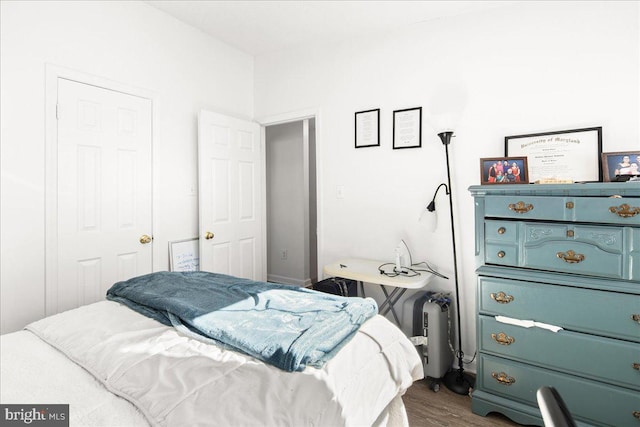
top-left (0, 1), bottom-right (254, 333)
top-left (254, 1), bottom-right (640, 371)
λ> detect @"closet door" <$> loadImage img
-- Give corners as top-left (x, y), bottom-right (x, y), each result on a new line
top-left (198, 110), bottom-right (264, 281)
top-left (49, 78), bottom-right (153, 314)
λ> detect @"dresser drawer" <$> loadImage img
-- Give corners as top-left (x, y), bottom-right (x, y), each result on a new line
top-left (484, 221), bottom-right (637, 280)
top-left (478, 315), bottom-right (640, 390)
top-left (484, 195), bottom-right (640, 225)
top-left (478, 277), bottom-right (640, 342)
top-left (477, 354), bottom-right (640, 427)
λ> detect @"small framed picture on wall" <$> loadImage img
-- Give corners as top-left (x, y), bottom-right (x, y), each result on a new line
top-left (354, 109), bottom-right (380, 148)
top-left (393, 107), bottom-right (422, 149)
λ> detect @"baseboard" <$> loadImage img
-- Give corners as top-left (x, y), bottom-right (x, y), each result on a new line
top-left (267, 274), bottom-right (311, 287)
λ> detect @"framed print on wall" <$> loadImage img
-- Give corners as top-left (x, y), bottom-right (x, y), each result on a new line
top-left (480, 157), bottom-right (529, 184)
top-left (355, 108), bottom-right (380, 148)
top-left (505, 127), bottom-right (602, 183)
top-left (393, 107), bottom-right (422, 149)
top-left (601, 151), bottom-right (640, 182)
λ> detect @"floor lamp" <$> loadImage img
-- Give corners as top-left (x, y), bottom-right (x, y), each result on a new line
top-left (427, 130), bottom-right (475, 395)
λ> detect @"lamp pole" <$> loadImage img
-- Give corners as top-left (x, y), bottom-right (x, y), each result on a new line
top-left (438, 131), bottom-right (475, 395)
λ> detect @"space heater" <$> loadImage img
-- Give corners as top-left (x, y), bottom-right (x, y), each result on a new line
top-left (402, 291), bottom-right (453, 387)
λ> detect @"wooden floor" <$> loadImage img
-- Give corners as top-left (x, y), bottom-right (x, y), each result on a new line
top-left (404, 378), bottom-right (522, 427)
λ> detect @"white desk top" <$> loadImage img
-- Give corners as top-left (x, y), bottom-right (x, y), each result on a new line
top-left (323, 258), bottom-right (433, 289)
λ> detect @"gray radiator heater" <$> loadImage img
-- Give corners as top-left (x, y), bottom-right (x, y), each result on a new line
top-left (402, 291), bottom-right (453, 387)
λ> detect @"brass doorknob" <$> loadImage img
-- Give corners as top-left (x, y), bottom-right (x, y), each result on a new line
top-left (139, 234), bottom-right (152, 244)
top-left (205, 231), bottom-right (214, 240)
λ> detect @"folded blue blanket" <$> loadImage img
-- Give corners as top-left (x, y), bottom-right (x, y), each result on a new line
top-left (106, 271), bottom-right (378, 372)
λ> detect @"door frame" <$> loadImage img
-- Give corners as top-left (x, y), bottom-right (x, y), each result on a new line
top-left (257, 108), bottom-right (323, 283)
top-left (44, 64), bottom-right (159, 315)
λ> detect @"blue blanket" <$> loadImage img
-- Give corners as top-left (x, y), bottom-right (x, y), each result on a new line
top-left (106, 271), bottom-right (378, 372)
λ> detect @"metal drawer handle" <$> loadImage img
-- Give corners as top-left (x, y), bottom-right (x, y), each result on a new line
top-left (497, 251), bottom-right (506, 258)
top-left (632, 363), bottom-right (640, 371)
top-left (491, 332), bottom-right (515, 346)
top-left (491, 371), bottom-right (516, 385)
top-left (497, 227), bottom-right (506, 234)
top-left (557, 250), bottom-right (585, 264)
top-left (490, 291), bottom-right (514, 304)
top-left (609, 203), bottom-right (640, 218)
top-left (508, 201), bottom-right (533, 214)
top-left (632, 314), bottom-right (640, 324)
top-left (633, 411), bottom-right (640, 420)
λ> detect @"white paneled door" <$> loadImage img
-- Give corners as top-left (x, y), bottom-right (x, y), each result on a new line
top-left (198, 110), bottom-right (264, 281)
top-left (50, 78), bottom-right (153, 314)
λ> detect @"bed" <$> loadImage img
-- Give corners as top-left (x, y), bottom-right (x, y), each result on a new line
top-left (0, 272), bottom-right (423, 426)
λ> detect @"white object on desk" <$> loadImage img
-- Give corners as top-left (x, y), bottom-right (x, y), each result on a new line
top-left (323, 258), bottom-right (434, 326)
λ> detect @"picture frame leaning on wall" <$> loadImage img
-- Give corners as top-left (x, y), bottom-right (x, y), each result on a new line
top-left (505, 127), bottom-right (602, 183)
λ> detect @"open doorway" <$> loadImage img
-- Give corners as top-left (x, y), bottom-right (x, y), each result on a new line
top-left (265, 118), bottom-right (317, 287)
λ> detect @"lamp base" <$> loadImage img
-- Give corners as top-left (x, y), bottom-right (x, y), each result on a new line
top-left (442, 369), bottom-right (475, 396)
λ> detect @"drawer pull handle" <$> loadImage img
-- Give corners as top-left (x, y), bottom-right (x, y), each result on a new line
top-left (609, 203), bottom-right (640, 218)
top-left (557, 250), bottom-right (585, 264)
top-left (565, 201), bottom-right (574, 209)
top-left (632, 363), bottom-right (640, 371)
top-left (491, 332), bottom-right (515, 346)
top-left (508, 201), bottom-right (533, 214)
top-left (632, 314), bottom-right (640, 323)
top-left (498, 227), bottom-right (506, 234)
top-left (497, 251), bottom-right (506, 258)
top-left (491, 372), bottom-right (516, 385)
top-left (633, 411), bottom-right (640, 420)
top-left (491, 292), bottom-right (514, 304)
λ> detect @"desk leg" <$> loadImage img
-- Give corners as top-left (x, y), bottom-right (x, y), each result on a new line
top-left (379, 286), bottom-right (407, 326)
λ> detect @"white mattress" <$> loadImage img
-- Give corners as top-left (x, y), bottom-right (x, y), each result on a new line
top-left (1, 301), bottom-right (423, 426)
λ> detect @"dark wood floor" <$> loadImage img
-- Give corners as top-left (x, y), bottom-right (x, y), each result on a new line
top-left (404, 378), bottom-right (522, 427)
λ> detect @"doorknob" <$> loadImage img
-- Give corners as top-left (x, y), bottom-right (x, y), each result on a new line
top-left (139, 234), bottom-right (152, 244)
top-left (205, 231), bottom-right (214, 240)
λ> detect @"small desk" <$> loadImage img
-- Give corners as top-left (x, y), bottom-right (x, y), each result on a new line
top-left (323, 258), bottom-right (434, 326)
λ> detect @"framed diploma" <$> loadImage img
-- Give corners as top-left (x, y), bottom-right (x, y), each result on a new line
top-left (393, 107), bottom-right (422, 149)
top-left (354, 109), bottom-right (380, 148)
top-left (505, 127), bottom-right (602, 183)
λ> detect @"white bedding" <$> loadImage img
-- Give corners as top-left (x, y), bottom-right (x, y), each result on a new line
top-left (1, 301), bottom-right (423, 426)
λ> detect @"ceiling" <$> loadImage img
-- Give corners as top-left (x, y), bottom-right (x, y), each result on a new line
top-left (146, 1), bottom-right (507, 56)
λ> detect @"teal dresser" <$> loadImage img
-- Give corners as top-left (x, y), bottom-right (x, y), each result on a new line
top-left (468, 183), bottom-right (640, 427)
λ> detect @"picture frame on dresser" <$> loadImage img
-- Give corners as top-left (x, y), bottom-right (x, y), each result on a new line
top-left (601, 151), bottom-right (640, 182)
top-left (505, 127), bottom-right (602, 183)
top-left (480, 157), bottom-right (528, 184)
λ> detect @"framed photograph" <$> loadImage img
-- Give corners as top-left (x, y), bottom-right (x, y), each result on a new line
top-left (505, 127), bottom-right (602, 183)
top-left (355, 109), bottom-right (380, 148)
top-left (393, 107), bottom-right (422, 149)
top-left (601, 151), bottom-right (640, 182)
top-left (480, 157), bottom-right (529, 185)
top-left (169, 238), bottom-right (199, 272)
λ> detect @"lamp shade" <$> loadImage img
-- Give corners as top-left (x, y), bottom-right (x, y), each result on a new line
top-left (424, 78), bottom-right (468, 134)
